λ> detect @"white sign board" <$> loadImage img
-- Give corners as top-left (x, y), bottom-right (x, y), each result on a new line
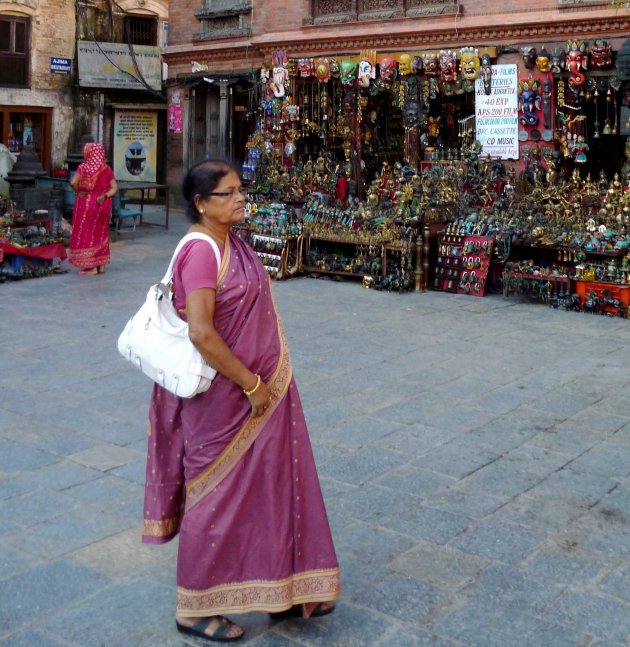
top-left (77, 40), bottom-right (162, 91)
top-left (474, 64), bottom-right (519, 160)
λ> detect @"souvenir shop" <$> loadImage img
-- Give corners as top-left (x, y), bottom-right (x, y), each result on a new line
top-left (236, 38), bottom-right (630, 316)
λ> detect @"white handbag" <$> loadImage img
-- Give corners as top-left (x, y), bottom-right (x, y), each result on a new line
top-left (117, 232), bottom-right (221, 398)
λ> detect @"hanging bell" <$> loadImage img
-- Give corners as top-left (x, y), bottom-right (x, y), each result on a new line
top-left (602, 119), bottom-right (613, 135)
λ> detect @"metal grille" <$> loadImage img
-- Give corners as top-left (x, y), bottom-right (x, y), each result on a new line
top-left (124, 16), bottom-right (157, 46)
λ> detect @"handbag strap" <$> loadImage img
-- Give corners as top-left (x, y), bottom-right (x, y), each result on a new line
top-left (160, 232), bottom-right (222, 287)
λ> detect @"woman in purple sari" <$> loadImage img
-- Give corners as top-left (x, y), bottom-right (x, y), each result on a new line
top-left (142, 159), bottom-right (339, 642)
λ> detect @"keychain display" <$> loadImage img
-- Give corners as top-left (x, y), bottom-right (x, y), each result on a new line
top-left (456, 236), bottom-right (494, 297)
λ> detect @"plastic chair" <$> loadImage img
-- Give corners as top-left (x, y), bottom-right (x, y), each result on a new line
top-left (112, 192), bottom-right (142, 235)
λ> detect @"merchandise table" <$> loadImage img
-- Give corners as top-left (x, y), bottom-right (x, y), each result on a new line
top-left (117, 182), bottom-right (170, 229)
top-left (2, 240), bottom-right (67, 260)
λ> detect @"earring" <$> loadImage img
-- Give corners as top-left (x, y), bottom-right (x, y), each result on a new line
top-left (199, 209), bottom-right (205, 214)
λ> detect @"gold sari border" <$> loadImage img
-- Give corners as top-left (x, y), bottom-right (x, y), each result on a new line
top-left (142, 516), bottom-right (180, 538)
top-left (184, 318), bottom-right (293, 511)
top-left (176, 568), bottom-right (341, 616)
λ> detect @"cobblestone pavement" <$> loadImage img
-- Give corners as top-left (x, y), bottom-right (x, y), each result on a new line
top-left (2, 210), bottom-right (630, 647)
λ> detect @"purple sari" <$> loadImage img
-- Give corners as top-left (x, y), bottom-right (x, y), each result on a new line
top-left (142, 232), bottom-right (340, 617)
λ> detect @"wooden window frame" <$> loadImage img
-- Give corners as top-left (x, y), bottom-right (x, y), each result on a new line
top-left (0, 15), bottom-right (30, 88)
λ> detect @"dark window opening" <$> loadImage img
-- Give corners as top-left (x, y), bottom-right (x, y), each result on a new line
top-left (0, 16), bottom-right (29, 87)
top-left (124, 15), bottom-right (158, 46)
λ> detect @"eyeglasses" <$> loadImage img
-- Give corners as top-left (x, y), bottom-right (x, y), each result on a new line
top-left (206, 189), bottom-right (246, 199)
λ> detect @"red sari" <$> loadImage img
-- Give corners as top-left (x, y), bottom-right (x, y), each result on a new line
top-left (142, 232), bottom-right (340, 617)
top-left (68, 166), bottom-right (114, 270)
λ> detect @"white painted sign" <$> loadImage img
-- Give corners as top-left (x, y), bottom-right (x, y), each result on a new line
top-left (77, 40), bottom-right (162, 91)
top-left (474, 64), bottom-right (519, 160)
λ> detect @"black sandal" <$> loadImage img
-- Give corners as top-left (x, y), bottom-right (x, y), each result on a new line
top-left (270, 603), bottom-right (335, 620)
top-left (176, 616), bottom-right (244, 643)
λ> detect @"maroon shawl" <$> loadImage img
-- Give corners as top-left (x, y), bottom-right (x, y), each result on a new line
top-left (142, 232), bottom-right (340, 616)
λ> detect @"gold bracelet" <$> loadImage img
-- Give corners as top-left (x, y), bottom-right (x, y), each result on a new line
top-left (243, 374), bottom-right (261, 397)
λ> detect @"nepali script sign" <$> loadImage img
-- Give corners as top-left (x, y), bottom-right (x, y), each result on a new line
top-left (77, 41), bottom-right (162, 91)
top-left (475, 64), bottom-right (519, 160)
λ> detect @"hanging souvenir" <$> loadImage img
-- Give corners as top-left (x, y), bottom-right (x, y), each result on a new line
top-left (422, 53), bottom-right (439, 77)
top-left (314, 58), bottom-right (331, 83)
top-left (439, 50), bottom-right (457, 83)
top-left (565, 40), bottom-right (588, 88)
top-left (617, 39), bottom-right (630, 81)
top-left (270, 50), bottom-right (288, 99)
top-left (521, 47), bottom-right (537, 70)
top-left (412, 56), bottom-right (424, 74)
top-left (358, 61), bottom-right (374, 88)
top-left (287, 59), bottom-right (299, 78)
top-left (535, 47), bottom-right (551, 73)
top-left (591, 40), bottom-right (613, 70)
top-left (480, 53), bottom-right (492, 95)
top-left (518, 78), bottom-right (542, 126)
top-left (339, 60), bottom-right (358, 88)
top-left (329, 59), bottom-right (341, 79)
top-left (379, 57), bottom-right (398, 83)
top-left (298, 58), bottom-right (315, 78)
top-left (398, 53), bottom-right (413, 76)
top-left (358, 50), bottom-right (376, 89)
top-left (460, 47), bottom-right (480, 81)
top-left (548, 48), bottom-right (564, 75)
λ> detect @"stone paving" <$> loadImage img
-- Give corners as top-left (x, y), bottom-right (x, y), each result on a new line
top-left (2, 209), bottom-right (630, 646)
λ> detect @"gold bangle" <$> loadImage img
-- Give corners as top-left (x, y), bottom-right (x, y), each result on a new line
top-left (243, 374), bottom-right (261, 397)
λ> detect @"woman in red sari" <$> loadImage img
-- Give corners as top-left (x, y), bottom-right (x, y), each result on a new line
top-left (69, 143), bottom-right (117, 275)
top-left (142, 159), bottom-right (340, 643)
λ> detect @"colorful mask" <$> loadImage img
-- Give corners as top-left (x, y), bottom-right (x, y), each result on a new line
top-left (439, 50), bottom-right (457, 83)
top-left (286, 59), bottom-right (298, 78)
top-left (550, 48), bottom-right (565, 74)
top-left (518, 78), bottom-right (542, 126)
top-left (398, 53), bottom-right (413, 76)
top-left (339, 60), bottom-right (358, 88)
top-left (271, 67), bottom-right (288, 98)
top-left (358, 60), bottom-right (374, 88)
top-left (536, 46), bottom-right (551, 73)
top-left (460, 47), bottom-right (480, 81)
top-left (412, 56), bottom-right (424, 74)
top-left (260, 66), bottom-right (270, 84)
top-left (481, 53), bottom-right (492, 95)
top-left (521, 47), bottom-right (537, 70)
top-left (423, 53), bottom-right (439, 77)
top-left (379, 57), bottom-right (398, 83)
top-left (329, 59), bottom-right (341, 79)
top-left (566, 40), bottom-right (588, 88)
top-left (591, 39), bottom-right (613, 70)
top-left (402, 99), bottom-right (420, 128)
top-left (271, 50), bottom-right (287, 67)
top-left (314, 58), bottom-right (330, 83)
top-left (298, 58), bottom-right (314, 78)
